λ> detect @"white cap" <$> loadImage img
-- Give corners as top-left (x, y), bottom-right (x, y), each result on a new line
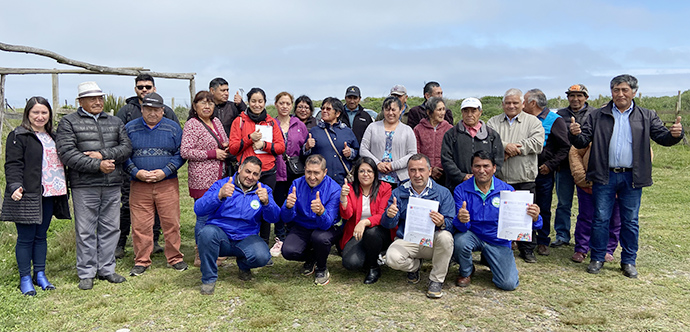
top-left (460, 97), bottom-right (482, 110)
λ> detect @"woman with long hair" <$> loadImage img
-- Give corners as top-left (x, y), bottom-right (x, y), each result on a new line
top-left (1, 97), bottom-right (70, 295)
top-left (339, 157), bottom-right (394, 284)
top-left (181, 90), bottom-right (230, 266)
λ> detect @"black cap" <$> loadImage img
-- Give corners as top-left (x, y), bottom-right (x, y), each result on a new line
top-left (345, 85), bottom-right (361, 98)
top-left (141, 92), bottom-right (164, 108)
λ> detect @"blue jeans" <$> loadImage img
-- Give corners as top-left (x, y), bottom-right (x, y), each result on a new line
top-left (554, 169), bottom-right (575, 242)
top-left (535, 172), bottom-right (555, 246)
top-left (198, 225), bottom-right (271, 284)
top-left (453, 231), bottom-right (519, 291)
top-left (15, 197), bottom-right (54, 277)
top-left (193, 198), bottom-right (209, 244)
top-left (591, 171), bottom-right (642, 264)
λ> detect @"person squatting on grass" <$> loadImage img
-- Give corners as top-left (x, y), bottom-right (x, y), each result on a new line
top-left (1, 97), bottom-right (71, 296)
top-left (452, 151), bottom-right (543, 291)
top-left (280, 154), bottom-right (342, 286)
top-left (56, 81), bottom-right (132, 290)
top-left (124, 92), bottom-right (187, 277)
top-left (382, 153), bottom-right (455, 299)
top-left (194, 156), bottom-right (280, 295)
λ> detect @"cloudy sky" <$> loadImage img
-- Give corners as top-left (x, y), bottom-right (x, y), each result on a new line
top-left (2, 0), bottom-right (690, 109)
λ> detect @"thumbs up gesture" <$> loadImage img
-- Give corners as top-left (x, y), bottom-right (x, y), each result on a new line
top-left (256, 182), bottom-right (269, 205)
top-left (305, 133), bottom-right (315, 150)
top-left (340, 178), bottom-right (350, 200)
top-left (218, 178), bottom-right (236, 200)
top-left (250, 128), bottom-right (262, 142)
top-left (457, 201), bottom-right (470, 223)
top-left (234, 91), bottom-right (242, 104)
top-left (569, 117), bottom-right (581, 136)
top-left (286, 186), bottom-right (297, 209)
top-left (11, 187), bottom-right (23, 201)
top-left (343, 142), bottom-right (352, 158)
top-left (311, 191), bottom-right (324, 215)
top-left (671, 116), bottom-right (683, 138)
top-left (386, 196), bottom-right (399, 218)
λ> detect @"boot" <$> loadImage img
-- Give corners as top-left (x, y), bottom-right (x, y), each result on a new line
top-left (19, 275), bottom-right (36, 296)
top-left (194, 245), bottom-right (201, 267)
top-left (33, 271), bottom-right (55, 290)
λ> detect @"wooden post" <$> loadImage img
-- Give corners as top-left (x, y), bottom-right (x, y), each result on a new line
top-left (189, 78), bottom-right (196, 106)
top-left (676, 90), bottom-right (681, 117)
top-left (52, 72), bottom-right (59, 109)
top-left (0, 74), bottom-right (6, 154)
top-left (171, 97), bottom-right (175, 110)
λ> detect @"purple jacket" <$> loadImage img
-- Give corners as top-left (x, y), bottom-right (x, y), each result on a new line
top-left (276, 116), bottom-right (308, 181)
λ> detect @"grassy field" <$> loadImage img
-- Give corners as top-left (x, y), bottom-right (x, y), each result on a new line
top-left (0, 104), bottom-right (689, 331)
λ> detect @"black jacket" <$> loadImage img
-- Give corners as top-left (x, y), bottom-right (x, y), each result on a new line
top-left (441, 120), bottom-right (504, 190)
top-left (557, 103), bottom-right (596, 169)
top-left (570, 100), bottom-right (684, 187)
top-left (338, 105), bottom-right (373, 144)
top-left (56, 108), bottom-right (132, 188)
top-left (1, 126), bottom-right (70, 223)
top-left (116, 96), bottom-right (179, 126)
top-left (214, 100), bottom-right (247, 136)
top-left (536, 108), bottom-right (570, 172)
top-left (407, 104), bottom-right (454, 129)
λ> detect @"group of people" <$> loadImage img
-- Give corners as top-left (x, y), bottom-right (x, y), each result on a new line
top-left (2, 74), bottom-right (684, 299)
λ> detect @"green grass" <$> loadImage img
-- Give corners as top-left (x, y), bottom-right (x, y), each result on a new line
top-left (1, 103), bottom-right (690, 331)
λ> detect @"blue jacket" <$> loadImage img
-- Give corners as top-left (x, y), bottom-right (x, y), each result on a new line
top-left (452, 176), bottom-right (543, 247)
top-left (124, 117), bottom-right (185, 180)
top-left (280, 175), bottom-right (340, 230)
top-left (195, 176), bottom-right (280, 241)
top-left (381, 179), bottom-right (455, 238)
top-left (303, 120), bottom-right (359, 185)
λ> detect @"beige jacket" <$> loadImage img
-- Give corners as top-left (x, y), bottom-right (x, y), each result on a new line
top-left (486, 112), bottom-right (544, 184)
top-left (569, 145), bottom-right (592, 189)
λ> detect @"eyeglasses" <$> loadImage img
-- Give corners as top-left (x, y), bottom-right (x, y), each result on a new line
top-left (136, 85), bottom-right (153, 91)
top-left (358, 169), bottom-right (374, 174)
top-left (297, 105), bottom-right (310, 110)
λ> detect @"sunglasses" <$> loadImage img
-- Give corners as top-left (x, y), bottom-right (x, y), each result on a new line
top-left (136, 85), bottom-right (153, 91)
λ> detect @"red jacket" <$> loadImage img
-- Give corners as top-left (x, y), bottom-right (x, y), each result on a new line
top-left (413, 118), bottom-right (452, 169)
top-left (339, 181), bottom-right (395, 249)
top-left (228, 112), bottom-right (285, 172)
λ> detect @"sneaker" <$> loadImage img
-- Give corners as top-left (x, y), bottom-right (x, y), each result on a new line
top-left (407, 263), bottom-right (421, 284)
top-left (78, 278), bottom-right (94, 290)
top-left (169, 261), bottom-right (188, 272)
top-left (314, 269), bottom-right (330, 285)
top-left (270, 237), bottom-right (283, 257)
top-left (377, 252), bottom-right (387, 266)
top-left (519, 251), bottom-right (537, 263)
top-left (114, 246), bottom-right (125, 259)
top-left (265, 258), bottom-right (274, 267)
top-left (301, 261), bottom-right (316, 276)
top-left (97, 273), bottom-right (127, 283)
top-left (130, 265), bottom-right (147, 276)
top-left (426, 281), bottom-right (444, 298)
top-left (153, 242), bottom-right (164, 254)
top-left (200, 282), bottom-right (215, 295)
top-left (238, 269), bottom-right (253, 281)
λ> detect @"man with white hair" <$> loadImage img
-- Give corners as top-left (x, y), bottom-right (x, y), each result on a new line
top-left (486, 88), bottom-right (544, 263)
top-left (57, 82), bottom-right (132, 290)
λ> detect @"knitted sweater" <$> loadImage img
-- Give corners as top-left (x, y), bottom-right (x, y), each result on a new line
top-left (181, 117), bottom-right (229, 198)
top-left (413, 118), bottom-right (452, 169)
top-left (124, 117), bottom-right (185, 180)
top-left (360, 121), bottom-right (417, 182)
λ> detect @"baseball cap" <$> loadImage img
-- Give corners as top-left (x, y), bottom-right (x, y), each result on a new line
top-left (389, 85), bottom-right (407, 96)
top-left (566, 84), bottom-right (589, 97)
top-left (345, 86), bottom-right (361, 98)
top-left (142, 92), bottom-right (164, 108)
top-left (460, 97), bottom-right (482, 110)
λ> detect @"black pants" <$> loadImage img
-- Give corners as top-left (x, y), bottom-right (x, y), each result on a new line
top-left (257, 170), bottom-right (277, 244)
top-left (341, 226), bottom-right (392, 270)
top-left (118, 179), bottom-right (160, 248)
top-left (282, 224), bottom-right (342, 272)
top-left (511, 181), bottom-right (537, 253)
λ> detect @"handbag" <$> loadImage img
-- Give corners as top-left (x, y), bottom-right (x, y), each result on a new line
top-left (324, 128), bottom-right (354, 183)
top-left (284, 154), bottom-right (304, 177)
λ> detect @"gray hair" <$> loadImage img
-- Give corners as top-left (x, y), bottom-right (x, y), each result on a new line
top-left (526, 89), bottom-right (548, 108)
top-left (610, 74), bottom-right (638, 93)
top-left (305, 154), bottom-right (327, 170)
top-left (503, 88), bottom-right (524, 103)
top-left (407, 153), bottom-right (431, 169)
top-left (425, 97), bottom-right (445, 116)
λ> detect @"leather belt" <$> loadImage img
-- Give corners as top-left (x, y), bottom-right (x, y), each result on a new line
top-left (610, 167), bottom-right (632, 173)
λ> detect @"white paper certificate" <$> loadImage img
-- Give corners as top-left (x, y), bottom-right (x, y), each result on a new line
top-left (403, 197), bottom-right (439, 248)
top-left (254, 125), bottom-right (273, 154)
top-left (497, 190), bottom-right (534, 241)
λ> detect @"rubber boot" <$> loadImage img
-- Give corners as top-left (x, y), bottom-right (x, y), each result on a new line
top-left (34, 271), bottom-right (56, 290)
top-left (19, 275), bottom-right (36, 296)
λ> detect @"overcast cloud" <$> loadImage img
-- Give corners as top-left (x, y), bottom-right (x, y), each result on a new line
top-left (2, 0), bottom-right (690, 108)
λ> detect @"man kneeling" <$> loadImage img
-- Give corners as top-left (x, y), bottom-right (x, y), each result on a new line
top-left (453, 151), bottom-right (542, 291)
top-left (194, 156), bottom-right (280, 295)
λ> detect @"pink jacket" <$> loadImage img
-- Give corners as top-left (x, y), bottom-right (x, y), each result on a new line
top-left (413, 118), bottom-right (452, 169)
top-left (181, 117), bottom-right (229, 198)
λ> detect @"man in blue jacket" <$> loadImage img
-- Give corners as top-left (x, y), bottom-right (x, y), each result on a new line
top-left (281, 154), bottom-right (341, 286)
top-left (569, 74), bottom-right (684, 278)
top-left (382, 153), bottom-right (455, 299)
top-left (453, 151), bottom-right (543, 291)
top-left (195, 156), bottom-right (280, 295)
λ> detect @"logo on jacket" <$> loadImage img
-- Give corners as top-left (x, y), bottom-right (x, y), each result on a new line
top-left (250, 200), bottom-right (260, 210)
top-left (492, 197), bottom-right (500, 208)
